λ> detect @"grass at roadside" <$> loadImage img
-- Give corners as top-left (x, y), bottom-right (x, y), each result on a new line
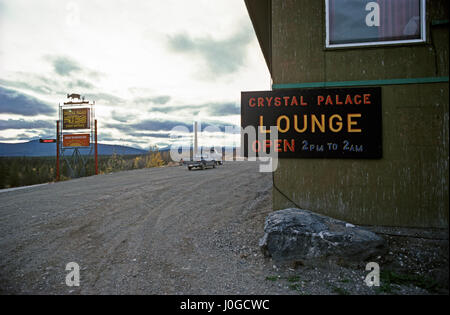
top-left (376, 270), bottom-right (441, 294)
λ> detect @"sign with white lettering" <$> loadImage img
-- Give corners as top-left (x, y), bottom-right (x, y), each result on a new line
top-left (326, 0), bottom-right (425, 47)
top-left (241, 87), bottom-right (382, 158)
top-left (63, 134), bottom-right (90, 147)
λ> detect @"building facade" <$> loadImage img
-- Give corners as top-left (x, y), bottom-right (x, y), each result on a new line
top-left (245, 0), bottom-right (449, 228)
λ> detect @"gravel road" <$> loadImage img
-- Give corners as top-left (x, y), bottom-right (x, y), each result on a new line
top-left (0, 161), bottom-right (278, 294)
top-left (1, 161), bottom-right (447, 295)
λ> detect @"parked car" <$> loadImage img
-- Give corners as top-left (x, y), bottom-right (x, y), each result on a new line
top-left (187, 154), bottom-right (216, 170)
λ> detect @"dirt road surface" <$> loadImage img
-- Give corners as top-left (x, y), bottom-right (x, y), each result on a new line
top-left (1, 162), bottom-right (278, 294)
top-left (1, 162), bottom-right (447, 295)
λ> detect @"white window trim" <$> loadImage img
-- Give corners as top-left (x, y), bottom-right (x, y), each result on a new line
top-left (325, 0), bottom-right (427, 48)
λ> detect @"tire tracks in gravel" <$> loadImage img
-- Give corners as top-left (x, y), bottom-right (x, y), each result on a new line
top-left (0, 162), bottom-right (279, 294)
top-left (84, 165), bottom-right (249, 293)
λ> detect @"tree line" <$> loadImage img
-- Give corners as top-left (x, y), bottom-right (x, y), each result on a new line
top-left (0, 149), bottom-right (171, 189)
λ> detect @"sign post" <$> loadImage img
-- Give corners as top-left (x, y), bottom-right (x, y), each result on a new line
top-left (95, 119), bottom-right (98, 175)
top-left (56, 120), bottom-right (60, 181)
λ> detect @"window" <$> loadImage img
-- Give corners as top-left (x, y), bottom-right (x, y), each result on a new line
top-left (326, 0), bottom-right (426, 48)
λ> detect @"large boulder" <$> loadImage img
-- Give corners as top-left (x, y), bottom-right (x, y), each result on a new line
top-left (259, 208), bottom-right (385, 263)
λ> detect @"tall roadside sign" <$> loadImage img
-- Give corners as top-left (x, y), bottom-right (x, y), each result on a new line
top-left (56, 94), bottom-right (98, 180)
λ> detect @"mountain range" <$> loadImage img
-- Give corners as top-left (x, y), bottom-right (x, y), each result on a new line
top-left (0, 140), bottom-right (148, 157)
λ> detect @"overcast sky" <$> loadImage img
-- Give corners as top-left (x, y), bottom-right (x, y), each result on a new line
top-left (0, 0), bottom-right (269, 149)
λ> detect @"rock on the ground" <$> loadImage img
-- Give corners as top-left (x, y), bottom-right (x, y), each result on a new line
top-left (259, 208), bottom-right (385, 263)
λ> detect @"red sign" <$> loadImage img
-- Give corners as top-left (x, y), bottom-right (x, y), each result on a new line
top-left (40, 139), bottom-right (56, 143)
top-left (63, 134), bottom-right (90, 147)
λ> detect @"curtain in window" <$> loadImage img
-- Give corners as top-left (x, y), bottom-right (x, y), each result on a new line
top-left (328, 0), bottom-right (422, 45)
top-left (378, 0), bottom-right (421, 40)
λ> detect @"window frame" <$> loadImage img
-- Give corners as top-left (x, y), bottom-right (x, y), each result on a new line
top-left (325, 0), bottom-right (427, 48)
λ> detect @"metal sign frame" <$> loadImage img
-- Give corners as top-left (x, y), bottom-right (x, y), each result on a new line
top-left (57, 95), bottom-right (97, 178)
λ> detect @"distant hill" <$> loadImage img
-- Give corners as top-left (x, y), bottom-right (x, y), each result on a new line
top-left (0, 140), bottom-right (148, 157)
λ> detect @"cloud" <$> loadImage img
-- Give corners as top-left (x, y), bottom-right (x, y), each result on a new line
top-left (167, 25), bottom-right (253, 76)
top-left (15, 130), bottom-right (54, 141)
top-left (134, 95), bottom-right (171, 105)
top-left (129, 132), bottom-right (171, 138)
top-left (105, 119), bottom-right (193, 137)
top-left (50, 56), bottom-right (81, 76)
top-left (0, 78), bottom-right (54, 95)
top-left (1, 71), bottom-right (95, 97)
top-left (111, 110), bottom-right (135, 123)
top-left (208, 102), bottom-right (239, 116)
top-left (131, 119), bottom-right (233, 132)
top-left (68, 79), bottom-right (94, 89)
top-left (0, 119), bottom-right (54, 130)
top-left (84, 93), bottom-right (124, 105)
top-left (105, 118), bottom-right (237, 135)
top-left (145, 102), bottom-right (239, 116)
top-left (107, 119), bottom-right (192, 132)
top-left (0, 86), bottom-right (56, 116)
top-left (148, 104), bottom-right (200, 114)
